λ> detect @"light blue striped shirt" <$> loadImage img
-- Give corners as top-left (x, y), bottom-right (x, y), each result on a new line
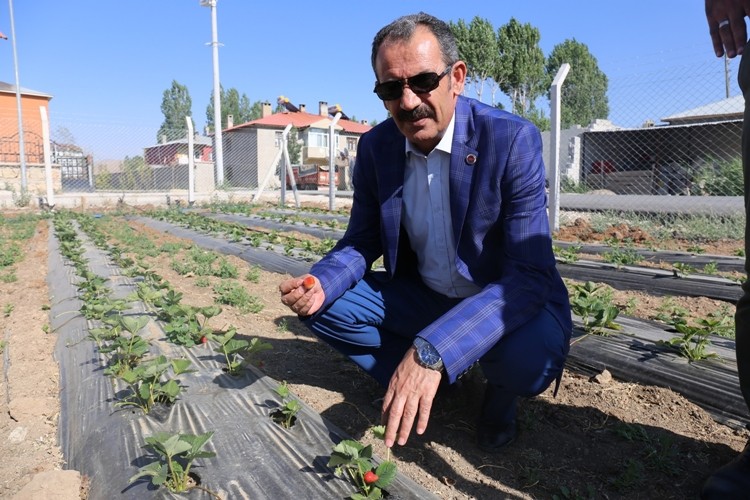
top-left (402, 114), bottom-right (482, 299)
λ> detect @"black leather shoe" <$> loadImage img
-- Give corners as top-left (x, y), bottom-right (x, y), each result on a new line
top-left (477, 420), bottom-right (517, 453)
top-left (701, 440), bottom-right (750, 500)
top-left (476, 384), bottom-right (518, 453)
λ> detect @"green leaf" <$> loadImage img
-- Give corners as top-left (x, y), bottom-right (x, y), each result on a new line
top-left (138, 381), bottom-right (153, 401)
top-left (118, 367), bottom-right (139, 384)
top-left (200, 305), bottom-right (222, 318)
top-left (223, 338), bottom-right (250, 355)
top-left (370, 425), bottom-right (386, 440)
top-left (275, 381), bottom-right (290, 398)
top-left (332, 440), bottom-right (364, 459)
top-left (374, 461), bottom-right (397, 488)
top-left (182, 431), bottom-right (215, 457)
top-left (161, 434), bottom-right (192, 457)
top-left (120, 315), bottom-right (150, 335)
top-left (327, 452), bottom-right (353, 468)
top-left (171, 358), bottom-right (193, 375)
top-left (128, 461), bottom-right (167, 485)
top-left (160, 379), bottom-right (181, 399)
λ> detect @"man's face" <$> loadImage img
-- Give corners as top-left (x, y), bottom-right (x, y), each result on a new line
top-left (374, 26), bottom-right (466, 154)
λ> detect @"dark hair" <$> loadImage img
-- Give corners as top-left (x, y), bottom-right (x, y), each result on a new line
top-left (370, 12), bottom-right (459, 76)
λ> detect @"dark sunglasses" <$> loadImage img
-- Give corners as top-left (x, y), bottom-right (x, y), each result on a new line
top-left (373, 66), bottom-right (452, 101)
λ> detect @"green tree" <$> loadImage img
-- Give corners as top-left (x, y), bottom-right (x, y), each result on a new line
top-left (95, 168), bottom-right (112, 190)
top-left (288, 127), bottom-right (302, 164)
top-left (206, 86), bottom-right (256, 132)
top-left (497, 18), bottom-right (547, 118)
top-left (546, 39), bottom-right (609, 128)
top-left (122, 155), bottom-right (149, 190)
top-left (450, 17), bottom-right (502, 104)
top-left (525, 104), bottom-right (550, 132)
top-left (249, 100), bottom-right (264, 121)
top-left (157, 80), bottom-right (192, 143)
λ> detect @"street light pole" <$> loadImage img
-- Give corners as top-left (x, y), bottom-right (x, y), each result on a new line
top-left (201, 0), bottom-right (224, 187)
top-left (8, 0), bottom-right (26, 191)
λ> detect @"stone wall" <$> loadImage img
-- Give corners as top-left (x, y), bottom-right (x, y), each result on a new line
top-left (0, 164), bottom-right (61, 194)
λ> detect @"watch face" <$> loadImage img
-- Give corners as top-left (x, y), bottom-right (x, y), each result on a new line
top-left (420, 345), bottom-right (441, 366)
top-left (416, 338), bottom-right (441, 369)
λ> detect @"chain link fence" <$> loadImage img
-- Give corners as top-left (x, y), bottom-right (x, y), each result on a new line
top-left (0, 51), bottom-right (745, 212)
top-left (547, 50), bottom-right (744, 199)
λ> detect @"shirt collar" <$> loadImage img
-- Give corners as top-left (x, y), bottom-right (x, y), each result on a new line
top-left (404, 112), bottom-right (456, 157)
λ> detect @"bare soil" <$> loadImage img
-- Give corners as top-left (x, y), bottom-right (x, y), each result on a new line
top-left (1, 206), bottom-right (748, 499)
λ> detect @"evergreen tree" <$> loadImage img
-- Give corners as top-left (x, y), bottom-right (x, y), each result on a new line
top-left (546, 39), bottom-right (609, 128)
top-left (497, 18), bottom-right (547, 118)
top-left (450, 17), bottom-right (502, 104)
top-left (206, 86), bottom-right (257, 132)
top-left (157, 80), bottom-right (192, 143)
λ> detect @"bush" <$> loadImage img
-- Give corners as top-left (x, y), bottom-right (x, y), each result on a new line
top-left (693, 157), bottom-right (743, 196)
top-left (561, 176), bottom-right (588, 193)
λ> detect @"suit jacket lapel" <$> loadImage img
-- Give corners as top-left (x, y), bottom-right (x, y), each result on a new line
top-left (378, 132), bottom-right (406, 276)
top-left (450, 96), bottom-right (479, 245)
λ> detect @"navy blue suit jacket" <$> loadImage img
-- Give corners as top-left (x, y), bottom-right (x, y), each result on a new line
top-left (311, 95), bottom-right (572, 383)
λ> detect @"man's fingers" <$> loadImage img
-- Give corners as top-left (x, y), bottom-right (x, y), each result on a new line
top-left (730, 19), bottom-right (748, 56)
top-left (381, 391), bottom-right (401, 447)
top-left (719, 20), bottom-right (740, 57)
top-left (414, 394), bottom-right (434, 436)
top-left (391, 396), bottom-right (418, 447)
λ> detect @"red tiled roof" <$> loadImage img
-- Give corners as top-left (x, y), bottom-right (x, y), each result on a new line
top-left (226, 111), bottom-right (372, 135)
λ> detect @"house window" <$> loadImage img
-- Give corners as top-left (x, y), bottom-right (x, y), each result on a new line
top-left (275, 131), bottom-right (283, 147)
top-left (346, 137), bottom-right (357, 152)
top-left (308, 129), bottom-right (328, 148)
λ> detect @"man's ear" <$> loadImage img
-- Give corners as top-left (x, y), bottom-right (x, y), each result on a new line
top-left (451, 61), bottom-right (467, 94)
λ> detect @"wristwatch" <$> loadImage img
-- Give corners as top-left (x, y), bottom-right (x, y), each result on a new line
top-left (413, 337), bottom-right (444, 372)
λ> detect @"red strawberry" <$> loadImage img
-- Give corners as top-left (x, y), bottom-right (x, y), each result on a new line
top-left (363, 471), bottom-right (378, 485)
top-left (302, 276), bottom-right (316, 290)
top-left (200, 336), bottom-right (208, 344)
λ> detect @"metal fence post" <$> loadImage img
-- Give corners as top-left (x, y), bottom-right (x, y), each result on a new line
top-left (40, 106), bottom-right (54, 207)
top-left (329, 112), bottom-right (341, 211)
top-left (549, 63), bottom-right (570, 234)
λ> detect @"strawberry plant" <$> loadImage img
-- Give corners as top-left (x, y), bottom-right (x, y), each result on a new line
top-left (129, 431), bottom-right (218, 496)
top-left (271, 381), bottom-right (301, 429)
top-left (660, 322), bottom-right (718, 361)
top-left (328, 426), bottom-right (397, 499)
top-left (672, 262), bottom-right (696, 278)
top-left (553, 244), bottom-right (581, 264)
top-left (570, 281), bottom-right (621, 335)
top-left (159, 304), bottom-right (223, 347)
top-left (116, 355), bottom-right (193, 414)
top-left (212, 328), bottom-right (272, 376)
top-left (100, 315), bottom-right (151, 377)
top-left (603, 246), bottom-right (643, 267)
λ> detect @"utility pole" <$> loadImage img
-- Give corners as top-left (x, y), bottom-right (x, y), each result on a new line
top-left (201, 0), bottom-right (224, 186)
top-left (8, 0), bottom-right (26, 191)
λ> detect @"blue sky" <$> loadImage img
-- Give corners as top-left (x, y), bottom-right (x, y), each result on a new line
top-left (0, 1), bottom-right (739, 159)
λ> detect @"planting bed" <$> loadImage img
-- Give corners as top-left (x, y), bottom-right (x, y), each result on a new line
top-left (1, 201), bottom-right (749, 500)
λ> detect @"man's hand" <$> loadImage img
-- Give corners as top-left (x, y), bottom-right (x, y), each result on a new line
top-left (279, 274), bottom-right (325, 316)
top-left (706, 0), bottom-right (750, 57)
top-left (381, 346), bottom-right (443, 448)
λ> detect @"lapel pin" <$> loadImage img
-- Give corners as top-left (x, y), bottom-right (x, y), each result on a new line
top-left (465, 154), bottom-right (477, 165)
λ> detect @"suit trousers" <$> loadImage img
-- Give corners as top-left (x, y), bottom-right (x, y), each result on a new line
top-left (734, 40), bottom-right (750, 416)
top-left (302, 271), bottom-right (570, 415)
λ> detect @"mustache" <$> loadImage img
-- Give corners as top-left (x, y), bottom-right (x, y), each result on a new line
top-left (397, 105), bottom-right (434, 122)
